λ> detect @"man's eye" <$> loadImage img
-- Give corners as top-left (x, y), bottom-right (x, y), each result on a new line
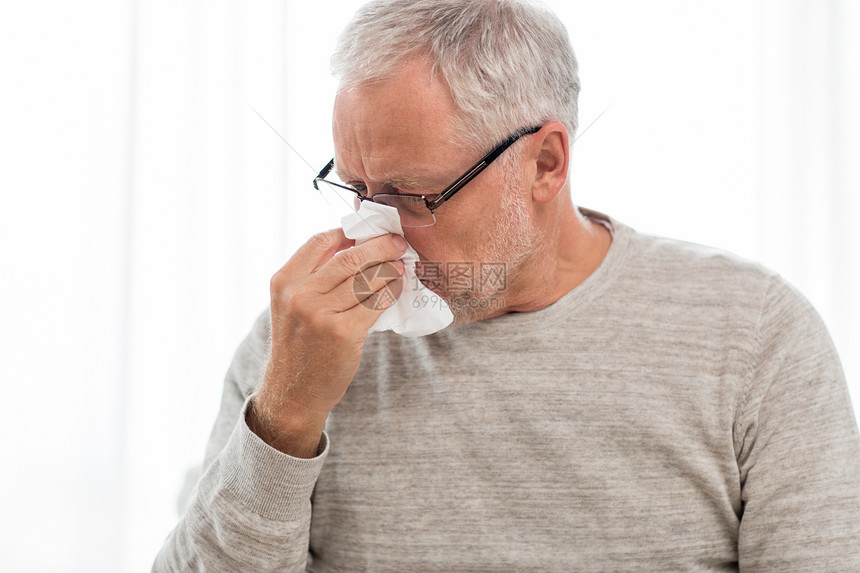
top-left (349, 184), bottom-right (369, 196)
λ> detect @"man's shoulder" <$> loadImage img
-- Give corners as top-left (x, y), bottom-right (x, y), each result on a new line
top-left (611, 221), bottom-right (825, 341)
top-left (630, 226), bottom-right (769, 276)
top-left (619, 222), bottom-right (782, 301)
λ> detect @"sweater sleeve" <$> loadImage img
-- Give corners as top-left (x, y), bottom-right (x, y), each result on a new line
top-left (735, 276), bottom-right (860, 571)
top-left (152, 310), bottom-right (329, 572)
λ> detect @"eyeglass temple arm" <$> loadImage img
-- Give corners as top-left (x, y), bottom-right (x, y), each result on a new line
top-left (313, 159), bottom-right (335, 191)
top-left (425, 126), bottom-right (541, 211)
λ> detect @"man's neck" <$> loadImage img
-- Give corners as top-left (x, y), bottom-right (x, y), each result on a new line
top-left (493, 204), bottom-right (612, 317)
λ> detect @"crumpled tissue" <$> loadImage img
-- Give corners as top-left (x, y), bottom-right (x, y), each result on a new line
top-left (341, 201), bottom-right (453, 337)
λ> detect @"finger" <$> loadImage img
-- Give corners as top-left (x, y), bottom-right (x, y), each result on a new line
top-left (357, 276), bottom-right (404, 312)
top-left (317, 273), bottom-right (404, 341)
top-left (281, 228), bottom-right (354, 278)
top-left (342, 274), bottom-right (404, 321)
top-left (329, 259), bottom-right (405, 312)
top-left (316, 233), bottom-right (408, 292)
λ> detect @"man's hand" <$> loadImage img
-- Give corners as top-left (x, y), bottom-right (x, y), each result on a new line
top-left (247, 228), bottom-right (407, 458)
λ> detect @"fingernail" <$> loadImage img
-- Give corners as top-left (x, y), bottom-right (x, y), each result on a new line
top-left (392, 234), bottom-right (407, 251)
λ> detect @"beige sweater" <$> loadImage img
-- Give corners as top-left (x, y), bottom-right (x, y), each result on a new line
top-left (154, 216), bottom-right (860, 571)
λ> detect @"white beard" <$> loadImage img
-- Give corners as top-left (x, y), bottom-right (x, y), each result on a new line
top-left (439, 182), bottom-right (544, 325)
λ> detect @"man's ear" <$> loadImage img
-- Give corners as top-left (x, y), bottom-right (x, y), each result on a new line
top-left (527, 122), bottom-right (569, 205)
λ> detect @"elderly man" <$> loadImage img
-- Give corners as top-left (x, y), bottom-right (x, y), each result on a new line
top-left (154, 0), bottom-right (860, 570)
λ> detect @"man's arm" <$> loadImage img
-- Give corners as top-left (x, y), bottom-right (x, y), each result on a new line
top-left (152, 310), bottom-right (330, 572)
top-left (735, 277), bottom-right (860, 570)
top-left (152, 229), bottom-right (407, 572)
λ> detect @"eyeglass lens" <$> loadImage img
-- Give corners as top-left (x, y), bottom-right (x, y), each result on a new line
top-left (315, 179), bottom-right (436, 228)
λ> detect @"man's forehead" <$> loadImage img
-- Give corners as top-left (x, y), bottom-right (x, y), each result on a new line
top-left (333, 57), bottom-right (457, 133)
top-left (333, 97), bottom-right (454, 143)
top-left (331, 72), bottom-right (464, 185)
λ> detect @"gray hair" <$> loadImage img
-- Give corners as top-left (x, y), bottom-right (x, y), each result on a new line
top-left (331, 0), bottom-right (580, 155)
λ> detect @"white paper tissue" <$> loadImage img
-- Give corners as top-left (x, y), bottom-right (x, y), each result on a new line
top-left (341, 201), bottom-right (454, 337)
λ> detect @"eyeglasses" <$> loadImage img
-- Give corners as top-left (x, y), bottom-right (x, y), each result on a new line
top-left (312, 125), bottom-right (542, 227)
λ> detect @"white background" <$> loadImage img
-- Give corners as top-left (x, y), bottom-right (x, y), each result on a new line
top-left (1, 1), bottom-right (858, 571)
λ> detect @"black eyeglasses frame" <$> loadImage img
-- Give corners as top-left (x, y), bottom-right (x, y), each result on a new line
top-left (312, 125), bottom-right (542, 218)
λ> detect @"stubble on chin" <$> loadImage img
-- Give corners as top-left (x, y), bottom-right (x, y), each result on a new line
top-left (418, 191), bottom-right (543, 325)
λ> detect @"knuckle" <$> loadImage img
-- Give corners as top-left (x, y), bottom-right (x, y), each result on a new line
top-left (270, 274), bottom-right (308, 312)
top-left (385, 234), bottom-right (406, 257)
top-left (275, 287), bottom-right (326, 335)
top-left (270, 268), bottom-right (306, 301)
top-left (338, 248), bottom-right (364, 271)
top-left (308, 230), bottom-right (336, 252)
top-left (270, 269), bottom-right (289, 296)
top-left (282, 284), bottom-right (312, 314)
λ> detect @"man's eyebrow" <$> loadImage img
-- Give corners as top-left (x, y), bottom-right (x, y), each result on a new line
top-left (334, 167), bottom-right (436, 190)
